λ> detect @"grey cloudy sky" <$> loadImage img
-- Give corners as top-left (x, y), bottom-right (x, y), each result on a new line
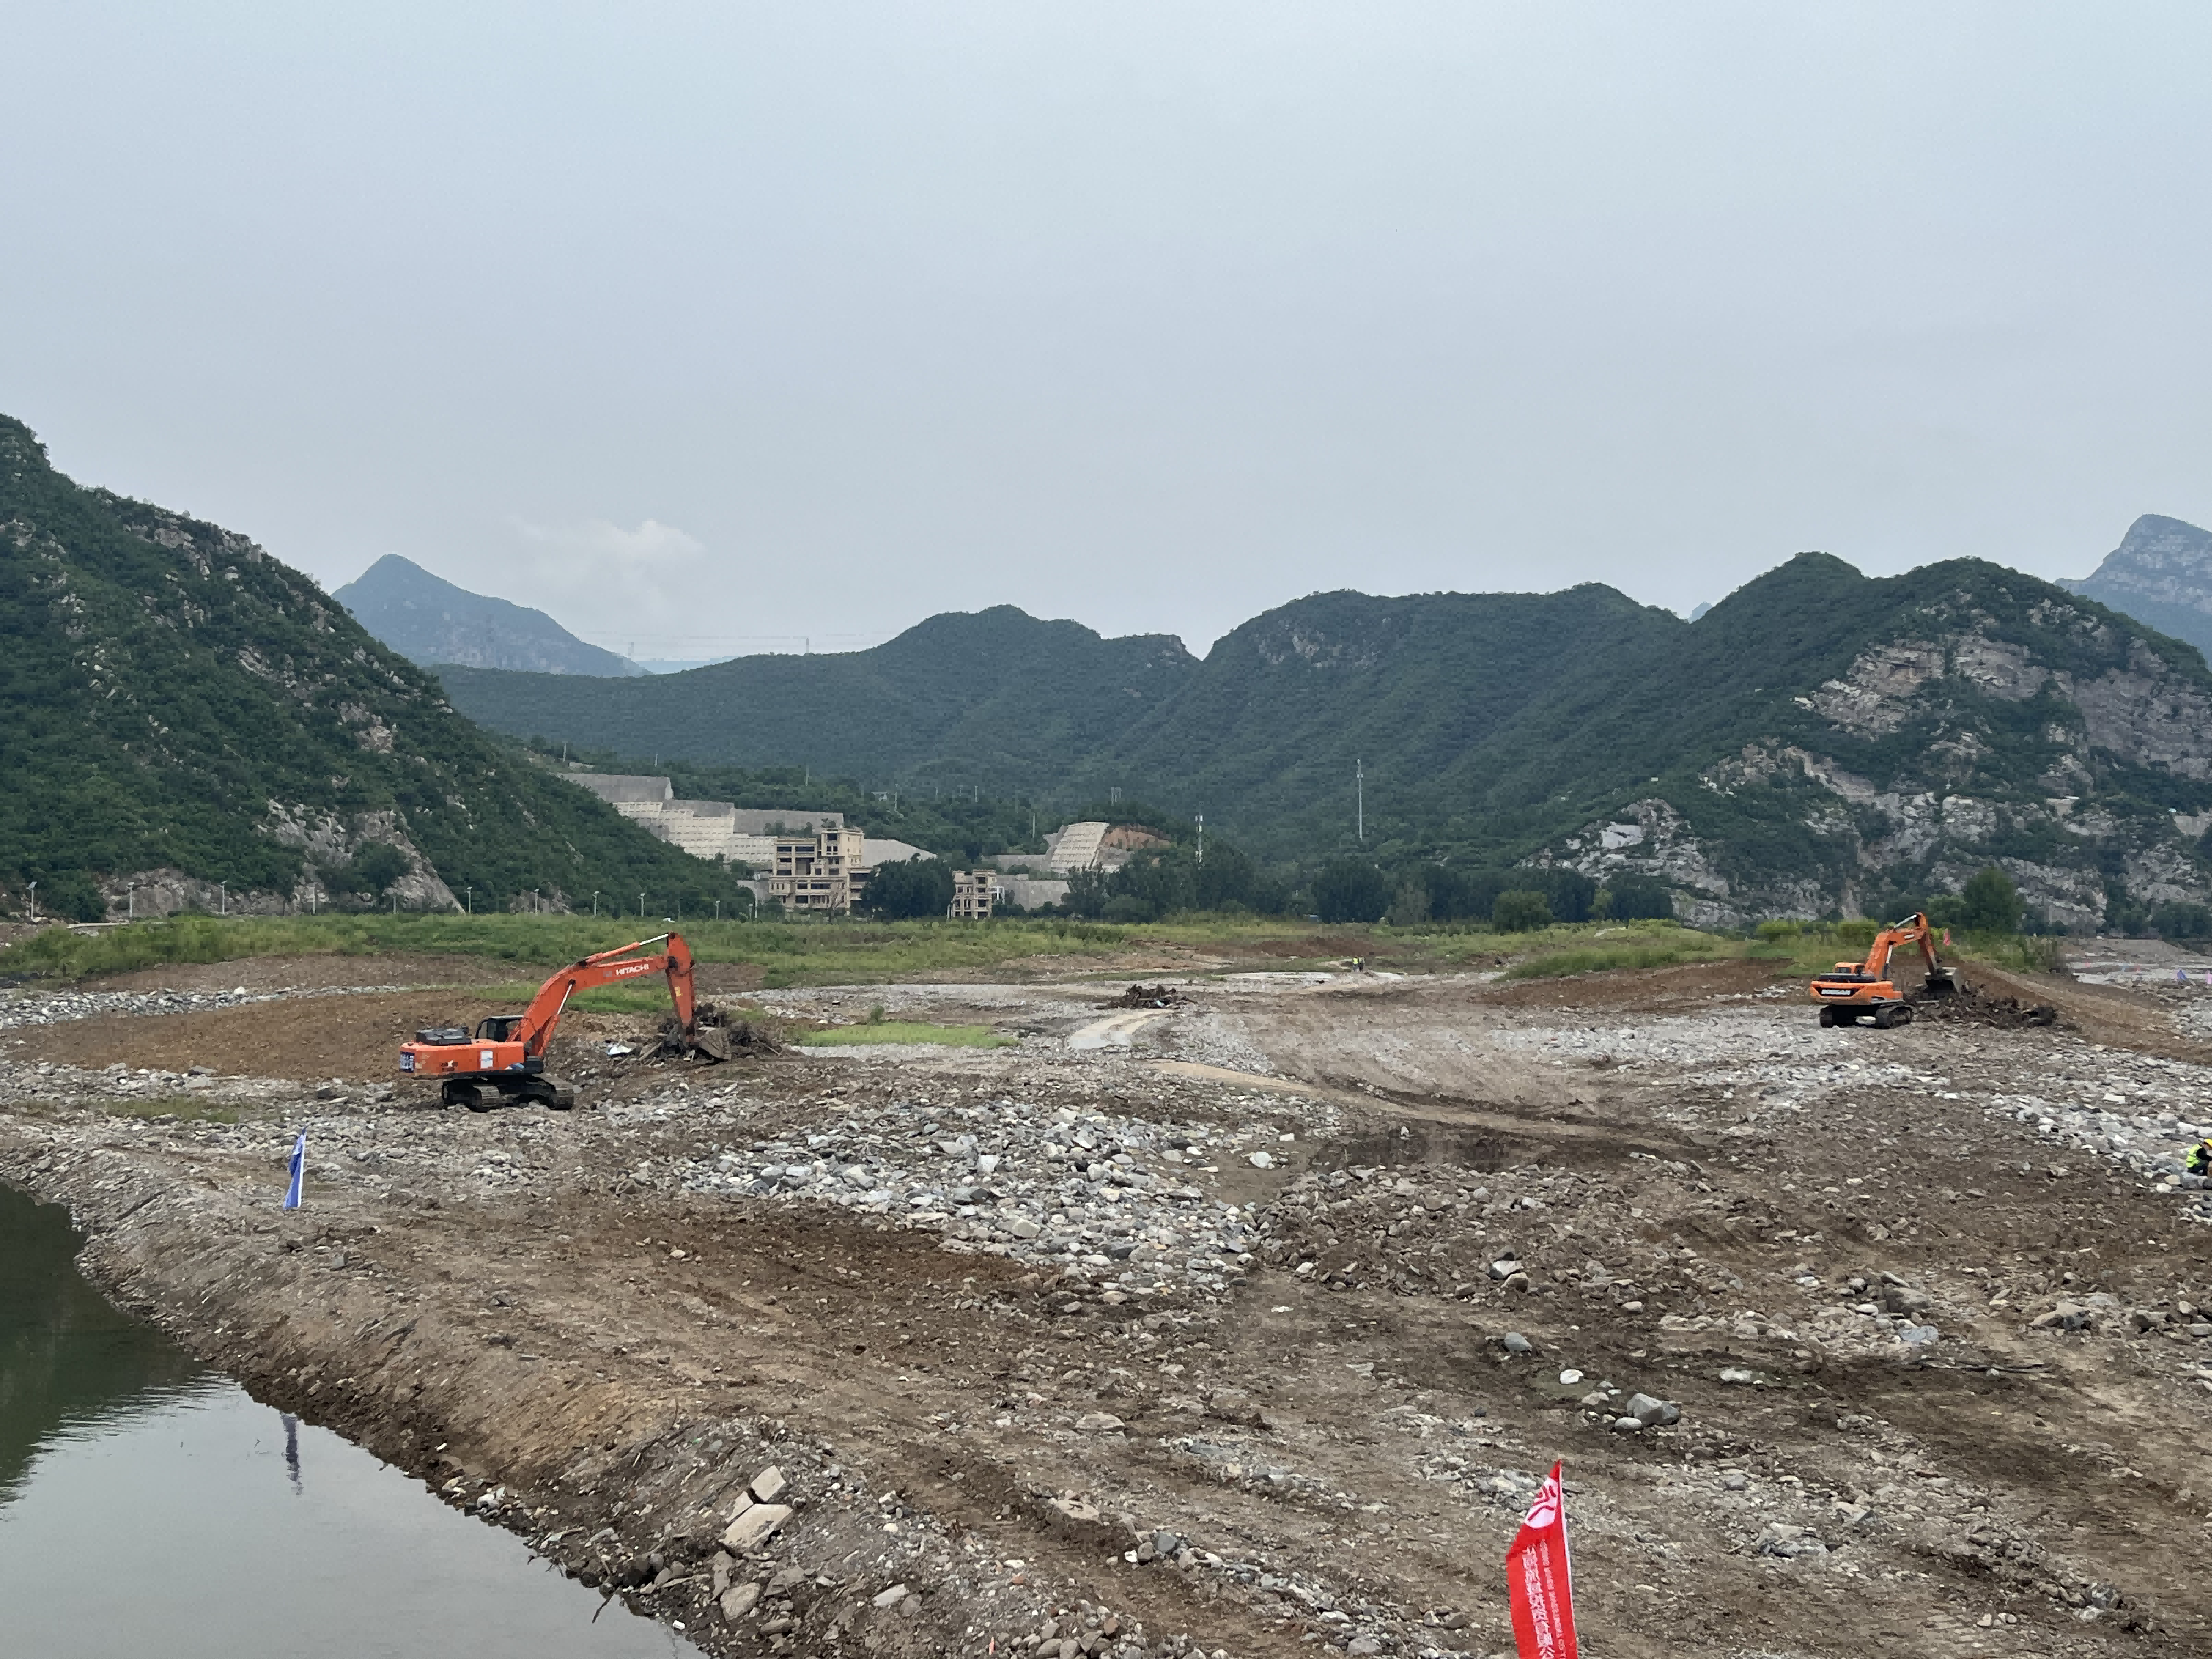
top-left (5, 4), bottom-right (2208, 656)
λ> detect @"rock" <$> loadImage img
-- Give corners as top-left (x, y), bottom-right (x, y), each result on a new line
top-left (721, 1503), bottom-right (793, 1553)
top-left (872, 1584), bottom-right (910, 1609)
top-left (749, 1465), bottom-right (787, 1504)
top-left (768, 1566), bottom-right (807, 1595)
top-left (710, 1551), bottom-right (735, 1597)
top-left (2031, 1302), bottom-right (2093, 1332)
top-left (1008, 1217), bottom-right (1042, 1240)
top-left (1347, 1639), bottom-right (1381, 1656)
top-left (720, 1581), bottom-right (763, 1622)
top-left (899, 1594), bottom-right (921, 1617)
top-left (1489, 1258), bottom-right (1524, 1281)
top-left (1074, 1412), bottom-right (1126, 1432)
top-left (1501, 1331), bottom-right (1533, 1355)
top-left (1248, 1150), bottom-right (1274, 1169)
top-left (1722, 1471), bottom-right (1748, 1491)
top-left (1622, 1392), bottom-right (1680, 1427)
top-left (1756, 1522), bottom-right (1826, 1559)
top-left (1611, 1415), bottom-right (1644, 1433)
top-left (1152, 1529), bottom-right (1186, 1558)
top-left (1880, 1285), bottom-right (1933, 1316)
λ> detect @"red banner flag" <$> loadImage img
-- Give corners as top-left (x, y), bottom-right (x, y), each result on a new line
top-left (1506, 1462), bottom-right (1578, 1659)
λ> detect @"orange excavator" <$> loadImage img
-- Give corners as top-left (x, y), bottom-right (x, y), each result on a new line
top-left (1808, 911), bottom-right (1956, 1028)
top-left (400, 932), bottom-right (701, 1109)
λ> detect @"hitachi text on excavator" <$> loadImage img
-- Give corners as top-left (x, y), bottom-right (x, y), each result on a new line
top-left (1807, 911), bottom-right (1956, 1028)
top-left (400, 933), bottom-right (705, 1109)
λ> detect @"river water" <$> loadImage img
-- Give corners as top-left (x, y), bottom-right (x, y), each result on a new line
top-left (0, 1184), bottom-right (696, 1657)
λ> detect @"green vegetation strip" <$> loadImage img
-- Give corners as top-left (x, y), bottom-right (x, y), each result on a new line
top-left (1, 910), bottom-right (2064, 995)
top-left (792, 1022), bottom-right (1015, 1048)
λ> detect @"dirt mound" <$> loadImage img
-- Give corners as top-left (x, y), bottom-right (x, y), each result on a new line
top-left (1911, 979), bottom-right (2057, 1028)
top-left (1105, 983), bottom-right (1187, 1009)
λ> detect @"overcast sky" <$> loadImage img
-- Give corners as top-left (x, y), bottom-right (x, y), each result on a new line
top-left (5, 4), bottom-right (2208, 657)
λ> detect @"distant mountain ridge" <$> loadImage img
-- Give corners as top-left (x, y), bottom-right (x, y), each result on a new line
top-left (0, 417), bottom-right (741, 918)
top-left (436, 606), bottom-right (1200, 786)
top-left (334, 553), bottom-right (642, 676)
top-left (2059, 513), bottom-right (2212, 665)
top-left (442, 551), bottom-right (2212, 929)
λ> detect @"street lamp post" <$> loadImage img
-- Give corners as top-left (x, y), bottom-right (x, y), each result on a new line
top-left (637, 892), bottom-right (644, 919)
top-left (26, 881), bottom-right (35, 923)
top-left (465, 885), bottom-right (472, 916)
top-left (127, 882), bottom-right (135, 920)
top-left (219, 882), bottom-right (226, 916)
top-left (591, 891), bottom-right (599, 917)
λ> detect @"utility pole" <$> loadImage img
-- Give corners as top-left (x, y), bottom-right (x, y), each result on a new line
top-left (465, 885), bottom-right (472, 915)
top-left (1197, 813), bottom-right (1204, 866)
top-left (639, 892), bottom-right (645, 919)
top-left (715, 899), bottom-right (721, 921)
top-left (127, 882), bottom-right (136, 919)
top-left (219, 882), bottom-right (227, 916)
top-left (25, 881), bottom-right (34, 923)
top-left (1356, 759), bottom-right (1364, 844)
top-left (592, 891), bottom-right (600, 917)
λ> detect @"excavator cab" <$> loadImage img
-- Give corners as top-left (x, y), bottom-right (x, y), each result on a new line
top-left (475, 1015), bottom-right (524, 1042)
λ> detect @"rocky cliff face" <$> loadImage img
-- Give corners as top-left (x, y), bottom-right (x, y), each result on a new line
top-left (2061, 514), bottom-right (2212, 667)
top-left (1538, 575), bottom-right (2212, 929)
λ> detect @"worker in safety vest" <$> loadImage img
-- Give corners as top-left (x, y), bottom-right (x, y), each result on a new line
top-left (2190, 1138), bottom-right (2212, 1179)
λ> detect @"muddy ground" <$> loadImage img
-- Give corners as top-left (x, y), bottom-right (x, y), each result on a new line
top-left (4, 951), bottom-right (2212, 1659)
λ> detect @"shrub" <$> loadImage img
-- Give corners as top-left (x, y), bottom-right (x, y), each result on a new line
top-left (1313, 859), bottom-right (1390, 924)
top-left (1492, 890), bottom-right (1553, 932)
top-left (1957, 866), bottom-right (2024, 934)
top-left (1602, 877), bottom-right (1674, 921)
top-left (859, 856), bottom-right (955, 919)
top-left (2151, 900), bottom-right (2212, 940)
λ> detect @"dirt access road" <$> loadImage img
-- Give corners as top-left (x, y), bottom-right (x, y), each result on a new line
top-left (4, 953), bottom-right (2212, 1659)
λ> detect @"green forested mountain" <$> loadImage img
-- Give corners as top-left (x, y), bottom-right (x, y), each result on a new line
top-left (0, 416), bottom-right (744, 919)
top-left (437, 607), bottom-right (1199, 790)
top-left (448, 552), bottom-right (2212, 928)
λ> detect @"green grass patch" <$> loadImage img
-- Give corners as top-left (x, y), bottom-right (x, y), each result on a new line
top-left (101, 1097), bottom-right (244, 1124)
top-left (792, 1021), bottom-right (1016, 1048)
top-left (1502, 936), bottom-right (1730, 980)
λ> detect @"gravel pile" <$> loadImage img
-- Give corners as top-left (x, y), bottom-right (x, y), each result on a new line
top-left (677, 1089), bottom-right (1331, 1298)
top-left (0, 983), bottom-right (405, 1031)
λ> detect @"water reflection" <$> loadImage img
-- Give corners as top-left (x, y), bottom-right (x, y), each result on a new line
top-left (0, 1187), bottom-right (695, 1658)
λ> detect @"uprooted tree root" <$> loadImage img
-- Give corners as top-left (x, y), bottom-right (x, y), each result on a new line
top-left (652, 1002), bottom-right (788, 1062)
top-left (1105, 984), bottom-right (1187, 1009)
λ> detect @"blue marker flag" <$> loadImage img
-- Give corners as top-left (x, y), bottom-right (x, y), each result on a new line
top-left (284, 1132), bottom-right (307, 1210)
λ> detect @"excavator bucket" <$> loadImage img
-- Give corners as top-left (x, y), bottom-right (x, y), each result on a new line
top-left (1922, 968), bottom-right (1959, 997)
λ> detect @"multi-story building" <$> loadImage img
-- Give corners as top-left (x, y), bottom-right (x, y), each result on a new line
top-left (561, 773), bottom-right (844, 869)
top-left (767, 826), bottom-right (869, 914)
top-left (949, 870), bottom-right (995, 919)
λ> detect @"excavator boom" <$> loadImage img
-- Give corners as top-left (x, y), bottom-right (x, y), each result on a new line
top-left (398, 932), bottom-right (701, 1109)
